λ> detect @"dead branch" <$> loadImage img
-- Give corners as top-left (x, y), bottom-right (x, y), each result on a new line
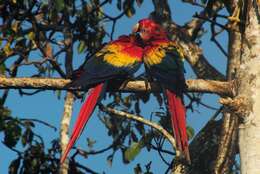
top-left (100, 105), bottom-right (180, 157)
top-left (0, 77), bottom-right (233, 96)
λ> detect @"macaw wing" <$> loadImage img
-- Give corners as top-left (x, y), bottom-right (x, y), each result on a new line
top-left (144, 41), bottom-right (190, 162)
top-left (69, 36), bottom-right (143, 88)
top-left (60, 36), bottom-right (143, 163)
top-left (144, 41), bottom-right (185, 94)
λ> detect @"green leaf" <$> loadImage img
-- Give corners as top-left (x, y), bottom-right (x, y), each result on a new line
top-left (123, 95), bottom-right (132, 107)
top-left (107, 154), bottom-right (114, 167)
top-left (137, 93), bottom-right (150, 103)
top-left (125, 7), bottom-right (135, 18)
top-left (27, 31), bottom-right (35, 41)
top-left (87, 138), bottom-right (96, 149)
top-left (0, 119), bottom-right (5, 131)
top-left (123, 0), bottom-right (135, 18)
top-left (134, 101), bottom-right (141, 114)
top-left (4, 120), bottom-right (22, 147)
top-left (22, 128), bottom-right (34, 146)
top-left (124, 141), bottom-right (144, 163)
top-left (55, 0), bottom-right (65, 12)
top-left (55, 90), bottom-right (61, 99)
top-left (134, 164), bottom-right (142, 174)
top-left (186, 126), bottom-right (195, 140)
top-left (0, 63), bottom-right (6, 75)
top-left (77, 41), bottom-right (86, 54)
top-left (201, 0), bottom-right (207, 4)
top-left (3, 42), bottom-right (12, 56)
top-left (9, 158), bottom-right (21, 174)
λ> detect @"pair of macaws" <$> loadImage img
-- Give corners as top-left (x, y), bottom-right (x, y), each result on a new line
top-left (60, 19), bottom-right (190, 163)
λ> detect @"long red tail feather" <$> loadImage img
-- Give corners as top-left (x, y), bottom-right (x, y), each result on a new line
top-left (166, 89), bottom-right (190, 163)
top-left (60, 83), bottom-right (104, 163)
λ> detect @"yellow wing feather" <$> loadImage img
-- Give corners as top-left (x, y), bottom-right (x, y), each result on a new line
top-left (144, 41), bottom-right (184, 66)
top-left (96, 43), bottom-right (140, 67)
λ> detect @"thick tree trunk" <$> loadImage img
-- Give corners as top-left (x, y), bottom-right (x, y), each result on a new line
top-left (237, 2), bottom-right (260, 173)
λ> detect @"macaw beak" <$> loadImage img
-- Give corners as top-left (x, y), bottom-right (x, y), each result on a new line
top-left (132, 23), bottom-right (140, 33)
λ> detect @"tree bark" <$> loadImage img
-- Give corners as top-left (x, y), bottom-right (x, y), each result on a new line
top-left (237, 2), bottom-right (260, 173)
top-left (212, 0), bottom-right (242, 172)
top-left (0, 77), bottom-right (233, 96)
top-left (59, 92), bottom-right (74, 174)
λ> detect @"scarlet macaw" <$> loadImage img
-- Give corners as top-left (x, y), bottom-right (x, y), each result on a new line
top-left (60, 34), bottom-right (143, 163)
top-left (133, 19), bottom-right (190, 163)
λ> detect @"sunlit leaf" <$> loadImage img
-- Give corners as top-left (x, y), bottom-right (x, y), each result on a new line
top-left (124, 141), bottom-right (144, 163)
top-left (27, 32), bottom-right (37, 48)
top-left (11, 21), bottom-right (20, 33)
top-left (123, 95), bottom-right (131, 107)
top-left (78, 41), bottom-right (86, 54)
top-left (125, 7), bottom-right (135, 18)
top-left (45, 42), bottom-right (53, 58)
top-left (123, 0), bottom-right (135, 18)
top-left (3, 42), bottom-right (12, 56)
top-left (87, 138), bottom-right (96, 149)
top-left (107, 154), bottom-right (114, 167)
top-left (114, 94), bottom-right (121, 104)
top-left (27, 31), bottom-right (35, 41)
top-left (187, 126), bottom-right (195, 140)
top-left (85, 4), bottom-right (93, 13)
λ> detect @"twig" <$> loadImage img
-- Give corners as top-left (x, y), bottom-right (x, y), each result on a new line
top-left (193, 13), bottom-right (229, 30)
top-left (210, 15), bottom-right (229, 57)
top-left (18, 89), bottom-right (44, 96)
top-left (2, 142), bottom-right (23, 156)
top-left (154, 136), bottom-right (171, 166)
top-left (150, 143), bottom-right (175, 155)
top-left (73, 161), bottom-right (99, 174)
top-left (20, 118), bottom-right (57, 131)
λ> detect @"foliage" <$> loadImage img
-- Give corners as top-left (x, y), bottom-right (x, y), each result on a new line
top-left (0, 105), bottom-right (61, 173)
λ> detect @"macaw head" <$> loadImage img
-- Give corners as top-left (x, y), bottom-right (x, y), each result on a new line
top-left (132, 18), bottom-right (167, 41)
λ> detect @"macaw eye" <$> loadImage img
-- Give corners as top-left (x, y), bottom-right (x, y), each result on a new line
top-left (141, 29), bottom-right (146, 33)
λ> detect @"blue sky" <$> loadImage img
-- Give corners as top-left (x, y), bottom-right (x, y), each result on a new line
top-left (0, 1), bottom-right (228, 173)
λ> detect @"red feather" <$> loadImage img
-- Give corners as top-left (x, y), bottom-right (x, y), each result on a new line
top-left (166, 89), bottom-right (190, 163)
top-left (60, 83), bottom-right (104, 163)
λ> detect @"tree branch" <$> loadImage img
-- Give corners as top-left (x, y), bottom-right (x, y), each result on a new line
top-left (99, 105), bottom-right (180, 157)
top-left (0, 77), bottom-right (234, 96)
